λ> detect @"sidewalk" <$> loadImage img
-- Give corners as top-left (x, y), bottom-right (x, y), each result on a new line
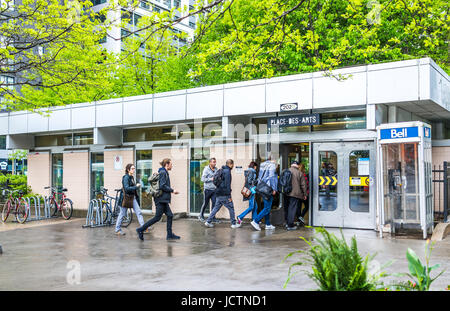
top-left (0, 218), bottom-right (449, 291)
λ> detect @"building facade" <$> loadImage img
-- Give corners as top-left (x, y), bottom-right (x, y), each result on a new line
top-left (1, 57), bottom-right (449, 232)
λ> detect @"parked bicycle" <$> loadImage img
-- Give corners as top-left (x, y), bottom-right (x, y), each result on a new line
top-left (1, 188), bottom-right (29, 223)
top-left (45, 186), bottom-right (73, 220)
top-left (94, 187), bottom-right (133, 227)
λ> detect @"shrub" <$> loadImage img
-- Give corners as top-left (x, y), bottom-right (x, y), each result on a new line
top-left (283, 227), bottom-right (387, 291)
top-left (0, 174), bottom-right (32, 200)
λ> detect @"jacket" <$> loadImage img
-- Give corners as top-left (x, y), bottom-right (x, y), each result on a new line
top-left (118, 174), bottom-right (140, 207)
top-left (243, 167), bottom-right (257, 201)
top-left (201, 165), bottom-right (217, 191)
top-left (154, 167), bottom-right (174, 204)
top-left (287, 166), bottom-right (307, 199)
top-left (216, 165), bottom-right (232, 197)
top-left (258, 160), bottom-right (278, 192)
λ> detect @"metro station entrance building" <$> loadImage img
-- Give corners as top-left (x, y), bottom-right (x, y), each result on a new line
top-left (1, 58), bottom-right (449, 234)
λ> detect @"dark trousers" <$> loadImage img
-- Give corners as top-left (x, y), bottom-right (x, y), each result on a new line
top-left (199, 189), bottom-right (217, 219)
top-left (206, 196), bottom-right (236, 225)
top-left (287, 196), bottom-right (300, 227)
top-left (296, 196), bottom-right (309, 218)
top-left (139, 202), bottom-right (173, 235)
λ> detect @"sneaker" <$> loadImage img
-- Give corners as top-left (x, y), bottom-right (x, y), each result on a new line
top-left (250, 221), bottom-right (261, 231)
top-left (265, 225), bottom-right (276, 230)
top-left (198, 215), bottom-right (205, 222)
top-left (212, 218), bottom-right (221, 224)
top-left (136, 228), bottom-right (144, 241)
top-left (298, 216), bottom-right (306, 225)
top-left (236, 217), bottom-right (242, 225)
top-left (115, 230), bottom-right (126, 236)
top-left (231, 223), bottom-right (242, 229)
top-left (287, 226), bottom-right (297, 231)
top-left (167, 233), bottom-right (181, 240)
top-left (204, 222), bottom-right (214, 228)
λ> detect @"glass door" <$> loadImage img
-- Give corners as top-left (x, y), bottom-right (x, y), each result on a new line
top-left (136, 150), bottom-right (152, 210)
top-left (189, 148), bottom-right (210, 214)
top-left (90, 152), bottom-right (104, 199)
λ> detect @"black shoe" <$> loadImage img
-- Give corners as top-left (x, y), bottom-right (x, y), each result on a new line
top-left (167, 233), bottom-right (180, 240)
top-left (136, 228), bottom-right (144, 241)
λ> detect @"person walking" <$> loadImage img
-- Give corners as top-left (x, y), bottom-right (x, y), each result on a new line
top-left (136, 158), bottom-right (180, 241)
top-left (285, 161), bottom-right (307, 230)
top-left (251, 155), bottom-right (278, 231)
top-left (236, 161), bottom-right (258, 225)
top-left (204, 159), bottom-right (241, 228)
top-left (115, 163), bottom-right (145, 235)
top-left (198, 157), bottom-right (220, 223)
top-left (296, 163), bottom-right (309, 225)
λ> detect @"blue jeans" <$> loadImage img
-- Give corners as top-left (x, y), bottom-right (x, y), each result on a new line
top-left (238, 194), bottom-right (258, 220)
top-left (115, 199), bottom-right (144, 232)
top-left (253, 196), bottom-right (273, 225)
top-left (206, 196), bottom-right (236, 225)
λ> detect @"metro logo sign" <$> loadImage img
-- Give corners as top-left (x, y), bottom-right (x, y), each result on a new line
top-left (380, 127), bottom-right (419, 140)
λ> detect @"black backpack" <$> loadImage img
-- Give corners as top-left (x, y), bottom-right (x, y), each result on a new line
top-left (212, 168), bottom-right (224, 188)
top-left (278, 168), bottom-right (293, 194)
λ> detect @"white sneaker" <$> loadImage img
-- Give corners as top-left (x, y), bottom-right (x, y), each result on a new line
top-left (231, 223), bottom-right (242, 229)
top-left (204, 222), bottom-right (214, 228)
top-left (250, 221), bottom-right (261, 231)
top-left (265, 225), bottom-right (276, 230)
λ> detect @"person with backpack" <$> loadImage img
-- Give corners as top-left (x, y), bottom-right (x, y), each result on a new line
top-left (115, 163), bottom-right (145, 236)
top-left (296, 163), bottom-right (309, 225)
top-left (136, 158), bottom-right (180, 241)
top-left (204, 159), bottom-right (241, 228)
top-left (278, 166), bottom-right (293, 228)
top-left (286, 161), bottom-right (307, 230)
top-left (198, 157), bottom-right (220, 223)
top-left (236, 161), bottom-right (259, 225)
top-left (251, 155), bottom-right (278, 231)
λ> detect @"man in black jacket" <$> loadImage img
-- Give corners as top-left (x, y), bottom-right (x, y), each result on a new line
top-left (204, 159), bottom-right (241, 228)
top-left (136, 158), bottom-right (180, 241)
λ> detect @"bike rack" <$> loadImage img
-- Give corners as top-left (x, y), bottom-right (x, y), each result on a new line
top-left (82, 199), bottom-right (107, 228)
top-left (25, 195), bottom-right (52, 222)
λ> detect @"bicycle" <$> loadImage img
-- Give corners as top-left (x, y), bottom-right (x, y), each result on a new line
top-left (1, 188), bottom-right (29, 224)
top-left (45, 186), bottom-right (73, 220)
top-left (94, 187), bottom-right (133, 227)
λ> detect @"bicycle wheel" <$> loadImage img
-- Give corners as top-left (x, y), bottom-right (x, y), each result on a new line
top-left (16, 199), bottom-right (29, 224)
top-left (1, 200), bottom-right (12, 223)
top-left (101, 202), bottom-right (110, 224)
top-left (121, 208), bottom-right (133, 228)
top-left (61, 198), bottom-right (73, 220)
top-left (49, 198), bottom-right (58, 217)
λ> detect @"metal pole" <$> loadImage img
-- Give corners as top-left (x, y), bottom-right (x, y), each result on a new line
top-left (444, 161), bottom-right (448, 222)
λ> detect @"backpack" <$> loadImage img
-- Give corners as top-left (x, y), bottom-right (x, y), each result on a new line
top-left (148, 173), bottom-right (162, 198)
top-left (212, 168), bottom-right (224, 188)
top-left (278, 168), bottom-right (293, 194)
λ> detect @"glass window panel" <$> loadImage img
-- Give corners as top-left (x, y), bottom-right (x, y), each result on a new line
top-left (123, 126), bottom-right (177, 142)
top-left (91, 153), bottom-right (104, 199)
top-left (136, 150), bottom-right (152, 210)
top-left (74, 132), bottom-right (93, 145)
top-left (349, 150), bottom-right (370, 213)
top-left (52, 154), bottom-right (63, 200)
top-left (0, 135), bottom-right (5, 149)
top-left (318, 151), bottom-right (337, 211)
top-left (35, 134), bottom-right (72, 147)
top-left (313, 111), bottom-right (366, 131)
top-left (190, 148), bottom-right (210, 214)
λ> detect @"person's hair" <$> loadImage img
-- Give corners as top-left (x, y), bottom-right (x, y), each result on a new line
top-left (209, 157), bottom-right (216, 163)
top-left (226, 159), bottom-right (234, 166)
top-left (299, 163), bottom-right (306, 173)
top-left (248, 161), bottom-right (258, 168)
top-left (160, 158), bottom-right (171, 167)
top-left (125, 163), bottom-right (134, 175)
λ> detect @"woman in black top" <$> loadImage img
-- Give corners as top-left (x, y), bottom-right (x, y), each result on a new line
top-left (115, 163), bottom-right (146, 235)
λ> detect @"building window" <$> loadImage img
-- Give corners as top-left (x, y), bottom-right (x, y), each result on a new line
top-left (136, 150), bottom-right (152, 210)
top-left (123, 126), bottom-right (177, 142)
top-left (173, 0), bottom-right (181, 9)
top-left (35, 134), bottom-right (73, 147)
top-left (312, 110), bottom-right (366, 131)
top-left (0, 135), bottom-right (5, 149)
top-left (91, 152), bottom-right (104, 199)
top-left (140, 0), bottom-right (151, 10)
top-left (163, 0), bottom-right (171, 9)
top-left (99, 35), bottom-right (107, 44)
top-left (74, 132), bottom-right (94, 145)
top-left (52, 153), bottom-right (63, 191)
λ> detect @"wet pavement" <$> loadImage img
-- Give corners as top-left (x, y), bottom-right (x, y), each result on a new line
top-left (0, 217), bottom-right (449, 291)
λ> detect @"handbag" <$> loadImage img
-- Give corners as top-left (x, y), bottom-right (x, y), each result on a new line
top-left (122, 187), bottom-right (134, 208)
top-left (241, 186), bottom-right (251, 198)
top-left (255, 168), bottom-right (273, 199)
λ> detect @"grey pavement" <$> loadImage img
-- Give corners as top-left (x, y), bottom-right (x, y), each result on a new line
top-left (0, 217), bottom-right (449, 291)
